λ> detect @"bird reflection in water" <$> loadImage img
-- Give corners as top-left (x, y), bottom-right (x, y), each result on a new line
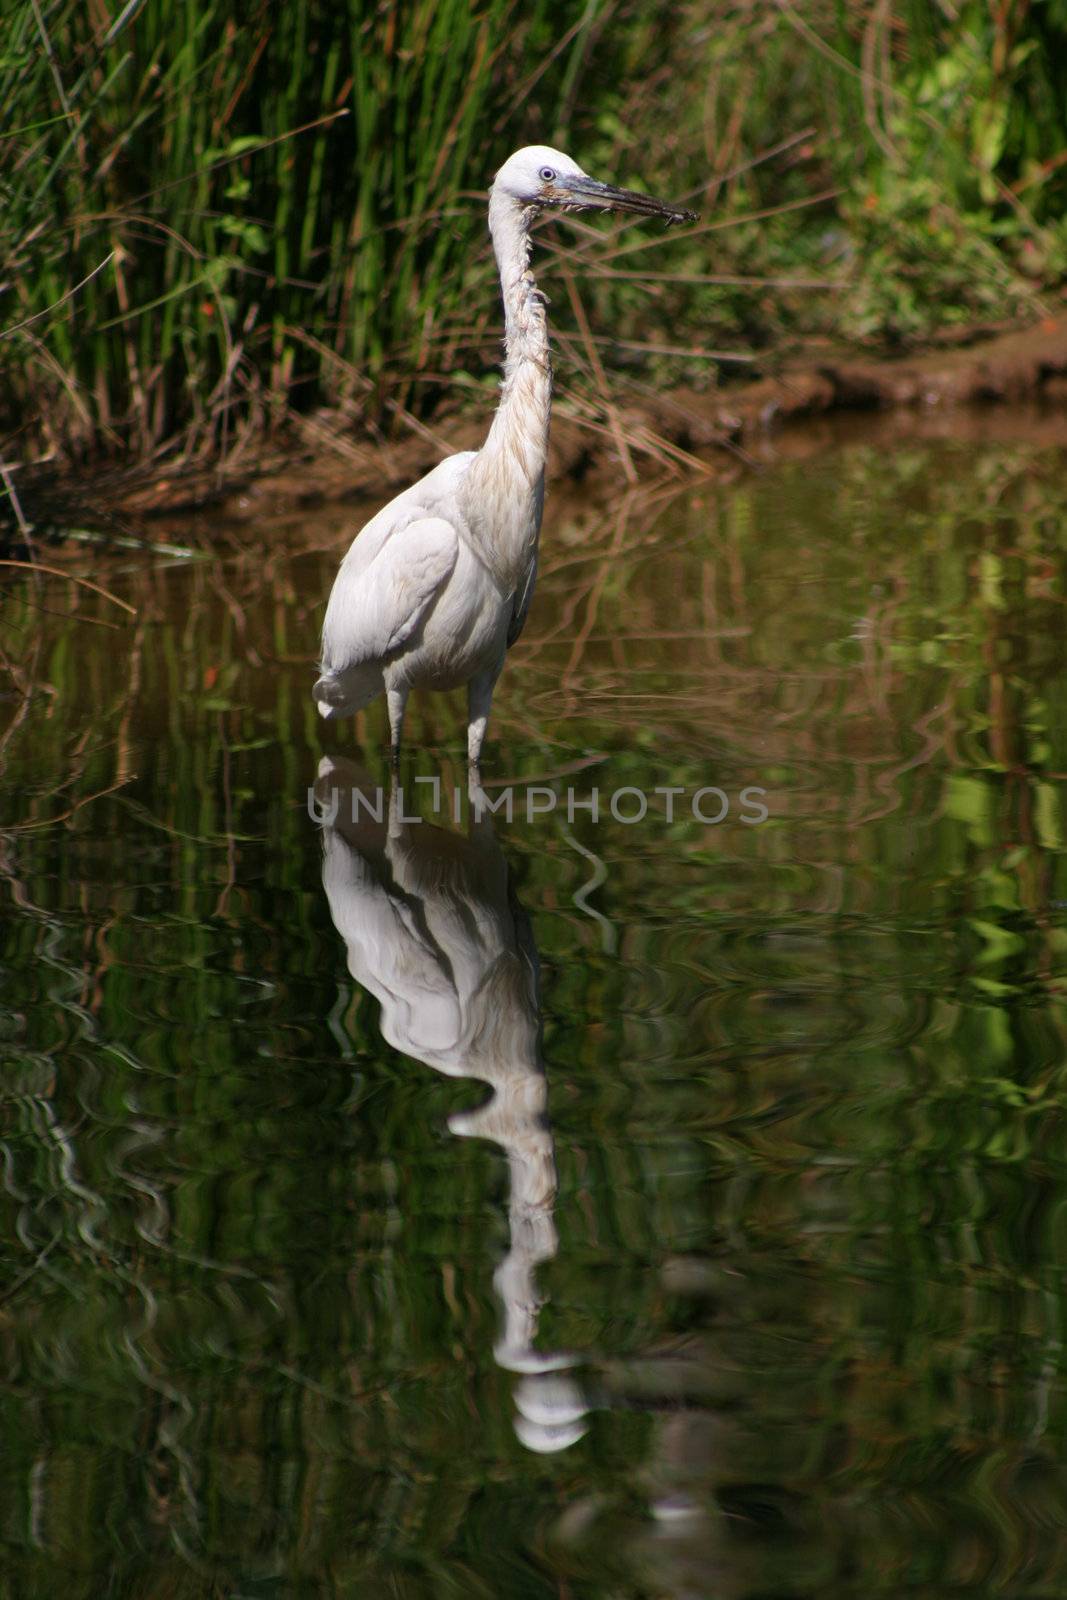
top-left (314, 754), bottom-right (587, 1452)
top-left (315, 759), bottom-right (770, 1590)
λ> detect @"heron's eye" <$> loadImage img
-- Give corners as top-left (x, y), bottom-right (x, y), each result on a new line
top-left (539, 166), bottom-right (556, 182)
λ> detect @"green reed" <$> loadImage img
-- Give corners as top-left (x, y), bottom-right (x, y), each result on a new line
top-left (0, 0), bottom-right (603, 456)
top-left (4, 1), bottom-right (1067, 465)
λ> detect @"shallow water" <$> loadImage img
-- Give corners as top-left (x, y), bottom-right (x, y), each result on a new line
top-left (3, 432), bottom-right (1067, 1597)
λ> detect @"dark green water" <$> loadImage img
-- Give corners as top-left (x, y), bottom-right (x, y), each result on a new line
top-left (3, 433), bottom-right (1067, 1597)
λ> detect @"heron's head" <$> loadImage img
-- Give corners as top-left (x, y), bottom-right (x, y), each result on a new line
top-left (491, 145), bottom-right (696, 226)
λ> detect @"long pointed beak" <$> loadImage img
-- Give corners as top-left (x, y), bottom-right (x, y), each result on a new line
top-left (554, 175), bottom-right (696, 226)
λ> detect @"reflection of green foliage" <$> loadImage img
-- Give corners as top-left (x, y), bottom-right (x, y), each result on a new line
top-left (4, 438), bottom-right (1067, 1592)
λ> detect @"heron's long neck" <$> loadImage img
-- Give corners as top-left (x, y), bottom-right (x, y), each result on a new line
top-left (464, 192), bottom-right (550, 583)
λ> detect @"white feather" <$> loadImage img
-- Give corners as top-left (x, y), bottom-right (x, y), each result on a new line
top-left (317, 513), bottom-right (458, 713)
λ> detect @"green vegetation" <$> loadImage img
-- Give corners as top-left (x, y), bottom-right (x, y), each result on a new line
top-left (3, 1), bottom-right (1067, 462)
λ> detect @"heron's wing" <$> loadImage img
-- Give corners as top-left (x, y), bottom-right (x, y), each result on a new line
top-left (506, 550), bottom-right (539, 649)
top-left (322, 514), bottom-right (459, 672)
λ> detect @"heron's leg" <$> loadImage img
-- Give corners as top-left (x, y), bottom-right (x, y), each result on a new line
top-left (467, 671), bottom-right (496, 770)
top-left (386, 686), bottom-right (408, 770)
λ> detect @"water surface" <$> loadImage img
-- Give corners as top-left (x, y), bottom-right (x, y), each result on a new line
top-left (3, 432), bottom-right (1067, 1597)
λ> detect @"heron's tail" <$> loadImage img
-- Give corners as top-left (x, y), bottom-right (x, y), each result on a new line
top-left (313, 666), bottom-right (379, 720)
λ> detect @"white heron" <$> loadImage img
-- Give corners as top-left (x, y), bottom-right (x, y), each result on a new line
top-left (314, 145), bottom-right (695, 767)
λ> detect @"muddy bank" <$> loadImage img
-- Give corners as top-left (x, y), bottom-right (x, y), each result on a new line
top-left (8, 316), bottom-right (1067, 532)
top-left (678, 315), bottom-right (1067, 442)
